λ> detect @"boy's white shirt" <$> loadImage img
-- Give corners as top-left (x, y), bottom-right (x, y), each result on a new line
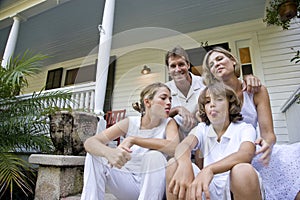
top-left (191, 122), bottom-right (256, 168)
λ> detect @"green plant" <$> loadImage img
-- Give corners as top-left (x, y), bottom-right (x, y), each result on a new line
top-left (263, 0), bottom-right (300, 29)
top-left (0, 51), bottom-right (72, 199)
top-left (290, 48), bottom-right (300, 63)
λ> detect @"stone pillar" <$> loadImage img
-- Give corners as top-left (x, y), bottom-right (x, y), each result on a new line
top-left (29, 154), bottom-right (85, 200)
top-left (1, 16), bottom-right (21, 68)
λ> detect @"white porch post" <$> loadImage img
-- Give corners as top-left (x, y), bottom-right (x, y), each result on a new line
top-left (94, 0), bottom-right (115, 132)
top-left (94, 0), bottom-right (115, 115)
top-left (1, 16), bottom-right (21, 68)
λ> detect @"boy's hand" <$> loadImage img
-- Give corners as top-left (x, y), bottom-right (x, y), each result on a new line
top-left (168, 162), bottom-right (194, 199)
top-left (187, 167), bottom-right (213, 200)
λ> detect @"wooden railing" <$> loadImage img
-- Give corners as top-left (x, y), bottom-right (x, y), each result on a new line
top-left (17, 82), bottom-right (96, 112)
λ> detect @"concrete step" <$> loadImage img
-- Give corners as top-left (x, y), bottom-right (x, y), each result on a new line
top-left (62, 192), bottom-right (117, 200)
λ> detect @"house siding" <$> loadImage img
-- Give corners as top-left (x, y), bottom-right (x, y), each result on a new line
top-left (23, 19), bottom-right (300, 143)
top-left (257, 21), bottom-right (300, 144)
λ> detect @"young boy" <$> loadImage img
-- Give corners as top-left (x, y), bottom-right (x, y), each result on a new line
top-left (166, 81), bottom-right (264, 200)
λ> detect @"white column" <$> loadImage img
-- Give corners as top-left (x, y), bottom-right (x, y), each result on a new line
top-left (94, 0), bottom-right (116, 115)
top-left (1, 16), bottom-right (21, 68)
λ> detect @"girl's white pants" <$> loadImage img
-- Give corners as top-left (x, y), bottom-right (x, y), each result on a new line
top-left (81, 151), bottom-right (167, 200)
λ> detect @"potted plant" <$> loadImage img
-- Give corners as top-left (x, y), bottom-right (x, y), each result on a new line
top-left (0, 50), bottom-right (72, 199)
top-left (263, 0), bottom-right (300, 29)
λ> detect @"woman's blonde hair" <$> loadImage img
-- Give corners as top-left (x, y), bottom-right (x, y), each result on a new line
top-left (197, 81), bottom-right (243, 125)
top-left (202, 47), bottom-right (241, 85)
top-left (132, 82), bottom-right (170, 116)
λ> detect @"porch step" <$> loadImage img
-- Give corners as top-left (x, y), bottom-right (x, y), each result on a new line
top-left (61, 192), bottom-right (118, 200)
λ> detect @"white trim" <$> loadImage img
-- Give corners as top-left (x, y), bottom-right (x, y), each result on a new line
top-left (280, 86), bottom-right (300, 112)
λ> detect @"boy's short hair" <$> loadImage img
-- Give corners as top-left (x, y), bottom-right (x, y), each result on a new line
top-left (197, 81), bottom-right (243, 125)
top-left (165, 45), bottom-right (190, 66)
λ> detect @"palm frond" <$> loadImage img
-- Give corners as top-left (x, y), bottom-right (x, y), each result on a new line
top-left (0, 50), bottom-right (48, 96)
top-left (3, 50), bottom-right (48, 84)
top-left (0, 153), bottom-right (35, 199)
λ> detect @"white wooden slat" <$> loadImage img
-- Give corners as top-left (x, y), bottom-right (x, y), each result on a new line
top-left (264, 65), bottom-right (300, 75)
top-left (273, 120), bottom-right (287, 128)
top-left (265, 71), bottom-right (300, 81)
top-left (272, 113), bottom-right (287, 121)
top-left (266, 79), bottom-right (300, 87)
top-left (268, 85), bottom-right (299, 94)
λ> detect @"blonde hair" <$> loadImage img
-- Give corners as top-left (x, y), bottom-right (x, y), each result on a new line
top-left (132, 82), bottom-right (170, 116)
top-left (202, 47), bottom-right (241, 85)
top-left (197, 81), bottom-right (243, 125)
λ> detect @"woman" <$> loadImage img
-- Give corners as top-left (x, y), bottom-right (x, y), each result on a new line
top-left (202, 47), bottom-right (300, 200)
top-left (81, 82), bottom-right (180, 200)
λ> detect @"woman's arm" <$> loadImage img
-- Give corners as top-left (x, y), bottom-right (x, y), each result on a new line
top-left (242, 74), bottom-right (261, 93)
top-left (254, 85), bottom-right (277, 164)
top-left (120, 119), bottom-right (180, 157)
top-left (84, 118), bottom-right (130, 168)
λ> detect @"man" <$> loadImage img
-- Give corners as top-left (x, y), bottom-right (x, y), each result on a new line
top-left (165, 46), bottom-right (205, 140)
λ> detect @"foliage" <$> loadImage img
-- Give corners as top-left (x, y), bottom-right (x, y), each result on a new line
top-left (0, 153), bottom-right (36, 200)
top-left (0, 51), bottom-right (72, 199)
top-left (263, 0), bottom-right (300, 29)
top-left (290, 48), bottom-right (300, 63)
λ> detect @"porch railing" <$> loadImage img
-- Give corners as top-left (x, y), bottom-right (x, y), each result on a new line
top-left (17, 82), bottom-right (96, 113)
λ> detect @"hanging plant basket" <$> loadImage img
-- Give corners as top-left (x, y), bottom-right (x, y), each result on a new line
top-left (263, 0), bottom-right (300, 29)
top-left (278, 1), bottom-right (298, 21)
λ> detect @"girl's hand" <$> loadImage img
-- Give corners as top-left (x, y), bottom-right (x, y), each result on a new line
top-left (118, 136), bottom-right (135, 151)
top-left (106, 147), bottom-right (131, 169)
top-left (255, 137), bottom-right (273, 166)
top-left (187, 168), bottom-right (213, 200)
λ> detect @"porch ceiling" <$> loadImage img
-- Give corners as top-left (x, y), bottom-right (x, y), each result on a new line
top-left (1, 0), bottom-right (267, 33)
top-left (0, 0), bottom-right (267, 64)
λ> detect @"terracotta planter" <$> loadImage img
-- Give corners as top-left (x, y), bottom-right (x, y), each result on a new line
top-left (278, 1), bottom-right (298, 22)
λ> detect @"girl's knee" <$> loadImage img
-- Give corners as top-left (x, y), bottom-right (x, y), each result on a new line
top-left (144, 150), bottom-right (166, 162)
top-left (141, 151), bottom-right (167, 172)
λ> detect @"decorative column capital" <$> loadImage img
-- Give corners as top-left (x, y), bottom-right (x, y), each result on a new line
top-left (11, 13), bottom-right (27, 22)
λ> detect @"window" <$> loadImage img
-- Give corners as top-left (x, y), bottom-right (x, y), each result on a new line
top-left (238, 47), bottom-right (253, 75)
top-left (64, 64), bottom-right (96, 86)
top-left (65, 68), bottom-right (79, 86)
top-left (45, 68), bottom-right (63, 90)
top-left (186, 42), bottom-right (229, 76)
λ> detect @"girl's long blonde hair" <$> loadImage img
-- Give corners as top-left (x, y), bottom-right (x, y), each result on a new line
top-left (132, 82), bottom-right (170, 116)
